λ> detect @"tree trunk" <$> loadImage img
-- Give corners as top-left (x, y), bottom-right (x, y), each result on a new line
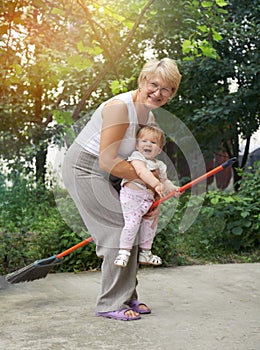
top-left (35, 143), bottom-right (47, 184)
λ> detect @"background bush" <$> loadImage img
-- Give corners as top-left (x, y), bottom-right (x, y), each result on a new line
top-left (0, 163), bottom-right (259, 275)
top-left (162, 162), bottom-right (260, 264)
top-left (0, 175), bottom-right (101, 275)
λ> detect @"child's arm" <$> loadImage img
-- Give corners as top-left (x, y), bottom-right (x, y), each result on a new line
top-left (160, 177), bottom-right (180, 197)
top-left (131, 159), bottom-right (165, 197)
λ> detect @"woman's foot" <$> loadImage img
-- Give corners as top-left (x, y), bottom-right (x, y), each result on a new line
top-left (96, 308), bottom-right (140, 321)
top-left (128, 300), bottom-right (151, 314)
top-left (125, 309), bottom-right (140, 318)
top-left (138, 304), bottom-right (149, 312)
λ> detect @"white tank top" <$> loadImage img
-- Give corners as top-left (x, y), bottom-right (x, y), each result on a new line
top-left (75, 91), bottom-right (153, 159)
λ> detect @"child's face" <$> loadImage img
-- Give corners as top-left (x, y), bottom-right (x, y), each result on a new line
top-left (136, 132), bottom-right (162, 160)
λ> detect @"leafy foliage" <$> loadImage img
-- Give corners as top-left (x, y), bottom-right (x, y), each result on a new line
top-left (0, 0), bottom-right (259, 274)
top-left (2, 163), bottom-right (259, 275)
top-left (181, 0), bottom-right (229, 60)
top-left (1, 0), bottom-right (243, 186)
top-left (0, 0), bottom-right (159, 183)
top-left (170, 162), bottom-right (260, 262)
top-left (0, 171), bottom-right (101, 275)
top-left (167, 0), bottom-right (259, 188)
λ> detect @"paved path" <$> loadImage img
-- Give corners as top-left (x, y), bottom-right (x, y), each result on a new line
top-left (0, 263), bottom-right (259, 350)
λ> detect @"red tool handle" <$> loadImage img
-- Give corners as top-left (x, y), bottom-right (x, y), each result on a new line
top-left (55, 158), bottom-right (236, 257)
top-left (151, 157), bottom-right (237, 209)
top-left (57, 236), bottom-right (93, 259)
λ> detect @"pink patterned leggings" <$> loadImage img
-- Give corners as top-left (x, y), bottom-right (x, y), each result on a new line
top-left (119, 186), bottom-right (157, 250)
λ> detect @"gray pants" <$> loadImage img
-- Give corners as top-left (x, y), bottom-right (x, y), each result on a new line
top-left (62, 142), bottom-right (139, 312)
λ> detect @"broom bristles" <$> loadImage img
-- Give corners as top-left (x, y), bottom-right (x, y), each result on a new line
top-left (6, 256), bottom-right (63, 284)
top-left (6, 264), bottom-right (52, 284)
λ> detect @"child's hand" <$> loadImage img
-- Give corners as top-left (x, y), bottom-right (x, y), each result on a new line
top-left (163, 180), bottom-right (181, 197)
top-left (154, 183), bottom-right (165, 198)
top-left (171, 185), bottom-right (180, 198)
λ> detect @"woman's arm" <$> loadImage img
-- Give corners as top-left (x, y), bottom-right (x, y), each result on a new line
top-left (99, 100), bottom-right (139, 181)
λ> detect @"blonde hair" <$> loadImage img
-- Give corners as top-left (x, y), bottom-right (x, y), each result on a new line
top-left (138, 58), bottom-right (182, 98)
top-left (136, 124), bottom-right (166, 148)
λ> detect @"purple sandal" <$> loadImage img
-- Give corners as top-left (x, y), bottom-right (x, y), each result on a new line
top-left (96, 308), bottom-right (141, 321)
top-left (128, 300), bottom-right (151, 314)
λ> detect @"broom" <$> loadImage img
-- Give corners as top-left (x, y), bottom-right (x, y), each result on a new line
top-left (6, 237), bottom-right (93, 284)
top-left (6, 157), bottom-right (236, 284)
top-left (151, 157), bottom-right (237, 208)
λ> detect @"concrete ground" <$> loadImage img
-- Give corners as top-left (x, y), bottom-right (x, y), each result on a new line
top-left (0, 263), bottom-right (259, 350)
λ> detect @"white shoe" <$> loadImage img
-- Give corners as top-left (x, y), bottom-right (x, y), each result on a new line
top-left (138, 250), bottom-right (162, 266)
top-left (114, 250), bottom-right (131, 267)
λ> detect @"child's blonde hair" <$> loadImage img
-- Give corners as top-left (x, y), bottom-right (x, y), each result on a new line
top-left (136, 124), bottom-right (166, 149)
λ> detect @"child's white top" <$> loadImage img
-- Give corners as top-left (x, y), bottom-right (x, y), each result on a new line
top-left (121, 150), bottom-right (167, 188)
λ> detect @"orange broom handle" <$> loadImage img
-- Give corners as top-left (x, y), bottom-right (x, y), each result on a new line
top-left (151, 157), bottom-right (237, 209)
top-left (55, 158), bottom-right (236, 257)
top-left (57, 236), bottom-right (93, 259)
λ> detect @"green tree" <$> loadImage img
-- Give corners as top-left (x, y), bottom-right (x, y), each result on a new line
top-left (167, 0), bottom-right (259, 188)
top-left (0, 0), bottom-right (157, 183)
top-left (1, 0), bottom-right (243, 188)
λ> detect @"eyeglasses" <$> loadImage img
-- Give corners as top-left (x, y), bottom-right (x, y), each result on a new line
top-left (146, 81), bottom-right (173, 97)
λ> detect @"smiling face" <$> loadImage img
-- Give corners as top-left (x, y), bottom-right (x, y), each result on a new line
top-left (136, 130), bottom-right (162, 160)
top-left (136, 58), bottom-right (181, 110)
top-left (138, 73), bottom-right (173, 109)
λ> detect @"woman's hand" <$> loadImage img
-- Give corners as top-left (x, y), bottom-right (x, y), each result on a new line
top-left (143, 203), bottom-right (160, 229)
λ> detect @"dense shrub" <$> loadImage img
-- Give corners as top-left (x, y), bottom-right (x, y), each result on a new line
top-left (0, 177), bottom-right (101, 275)
top-left (163, 162), bottom-right (260, 262)
top-left (0, 163), bottom-right (259, 275)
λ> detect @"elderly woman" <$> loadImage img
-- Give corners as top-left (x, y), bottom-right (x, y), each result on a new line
top-left (62, 58), bottom-right (182, 321)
